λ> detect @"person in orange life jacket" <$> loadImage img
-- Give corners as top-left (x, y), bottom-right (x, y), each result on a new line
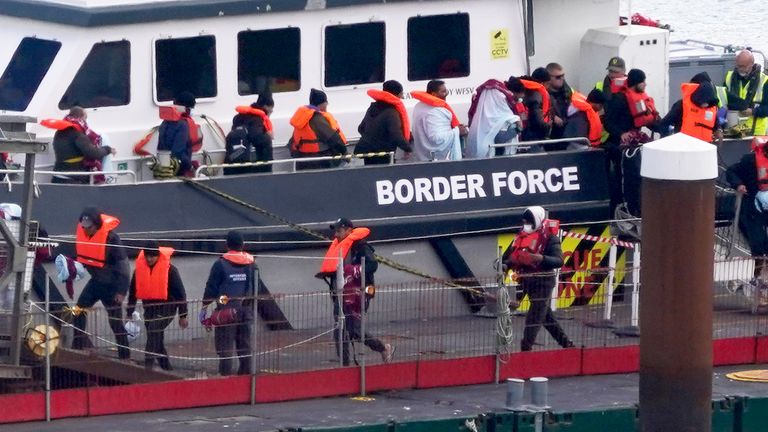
top-left (603, 68), bottom-right (659, 214)
top-left (659, 72), bottom-right (722, 142)
top-left (72, 206), bottom-right (131, 359)
top-left (519, 68), bottom-right (552, 145)
top-left (202, 230), bottom-right (256, 376)
top-left (727, 138), bottom-right (768, 284)
top-left (504, 206), bottom-right (573, 352)
top-left (225, 92), bottom-right (275, 175)
top-left (288, 88), bottom-right (347, 171)
top-left (411, 80), bottom-right (467, 161)
top-left (158, 91), bottom-right (199, 177)
top-left (126, 241), bottom-right (188, 370)
top-left (563, 89), bottom-right (606, 150)
top-left (316, 218), bottom-right (390, 365)
top-left (356, 80), bottom-right (413, 165)
top-left (546, 63), bottom-right (574, 145)
top-left (593, 56), bottom-right (627, 103)
top-left (51, 107), bottom-right (115, 184)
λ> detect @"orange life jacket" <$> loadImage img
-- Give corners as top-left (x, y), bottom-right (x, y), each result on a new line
top-left (755, 138), bottom-right (768, 191)
top-left (290, 106), bottom-right (348, 154)
top-left (75, 214), bottom-right (120, 268)
top-left (410, 91), bottom-right (461, 128)
top-left (319, 227), bottom-right (371, 274)
top-left (135, 247), bottom-right (174, 301)
top-left (159, 107), bottom-right (203, 152)
top-left (235, 106), bottom-right (274, 134)
top-left (570, 92), bottom-right (604, 146)
top-left (40, 119), bottom-right (83, 132)
top-left (367, 89), bottom-right (411, 142)
top-left (623, 87), bottom-right (658, 129)
top-left (520, 80), bottom-right (551, 123)
top-left (508, 219), bottom-right (559, 272)
top-left (222, 250), bottom-right (255, 265)
top-left (679, 83), bottom-right (717, 143)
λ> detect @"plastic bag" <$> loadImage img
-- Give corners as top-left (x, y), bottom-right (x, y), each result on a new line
top-left (125, 311), bottom-right (142, 342)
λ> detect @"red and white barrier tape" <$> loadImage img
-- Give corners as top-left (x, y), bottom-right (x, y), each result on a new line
top-left (560, 230), bottom-right (636, 248)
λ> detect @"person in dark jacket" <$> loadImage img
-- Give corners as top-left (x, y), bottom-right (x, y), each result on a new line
top-left (660, 72), bottom-right (722, 137)
top-left (520, 70), bottom-right (551, 144)
top-left (546, 62), bottom-right (574, 144)
top-left (202, 231), bottom-right (256, 376)
top-left (127, 241), bottom-right (188, 370)
top-left (288, 89), bottom-right (347, 170)
top-left (72, 206), bottom-right (131, 359)
top-left (723, 50), bottom-right (768, 136)
top-left (563, 89), bottom-right (606, 150)
top-left (225, 92), bottom-right (275, 175)
top-left (158, 91), bottom-right (198, 177)
top-left (727, 145), bottom-right (768, 283)
top-left (52, 109), bottom-right (114, 184)
top-left (356, 80), bottom-right (413, 165)
top-left (504, 206), bottom-right (573, 352)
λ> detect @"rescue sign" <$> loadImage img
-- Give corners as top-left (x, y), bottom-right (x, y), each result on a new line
top-left (490, 29), bottom-right (509, 60)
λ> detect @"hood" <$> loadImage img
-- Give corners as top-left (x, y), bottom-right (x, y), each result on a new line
top-left (290, 106), bottom-right (317, 129)
top-left (522, 206), bottom-right (546, 230)
top-left (222, 251), bottom-right (255, 265)
top-left (691, 81), bottom-right (719, 107)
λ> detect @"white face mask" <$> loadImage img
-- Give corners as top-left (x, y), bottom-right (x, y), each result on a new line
top-left (522, 224), bottom-right (534, 234)
top-left (518, 97), bottom-right (524, 103)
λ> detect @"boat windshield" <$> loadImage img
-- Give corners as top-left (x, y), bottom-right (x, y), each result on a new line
top-left (0, 37), bottom-right (61, 112)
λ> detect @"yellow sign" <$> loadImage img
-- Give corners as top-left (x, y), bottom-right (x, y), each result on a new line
top-left (498, 225), bottom-right (628, 311)
top-left (490, 29), bottom-right (509, 60)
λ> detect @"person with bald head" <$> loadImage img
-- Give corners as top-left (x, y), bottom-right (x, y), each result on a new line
top-left (723, 50), bottom-right (768, 135)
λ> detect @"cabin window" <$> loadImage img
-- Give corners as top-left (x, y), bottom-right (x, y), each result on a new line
top-left (324, 22), bottom-right (385, 87)
top-left (238, 28), bottom-right (301, 95)
top-left (59, 41), bottom-right (131, 110)
top-left (407, 13), bottom-right (470, 81)
top-left (154, 35), bottom-right (217, 102)
top-left (0, 38), bottom-right (61, 111)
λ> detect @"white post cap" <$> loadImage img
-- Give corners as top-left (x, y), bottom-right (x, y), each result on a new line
top-left (640, 133), bottom-right (718, 181)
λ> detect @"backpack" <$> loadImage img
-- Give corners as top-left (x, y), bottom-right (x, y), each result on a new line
top-left (226, 126), bottom-right (251, 163)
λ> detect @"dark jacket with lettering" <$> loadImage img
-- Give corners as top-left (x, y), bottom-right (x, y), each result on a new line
top-left (127, 264), bottom-right (188, 319)
top-left (53, 128), bottom-right (111, 179)
top-left (158, 119), bottom-right (192, 174)
top-left (84, 231), bottom-right (131, 296)
top-left (203, 255), bottom-right (255, 319)
top-left (355, 102), bottom-right (413, 155)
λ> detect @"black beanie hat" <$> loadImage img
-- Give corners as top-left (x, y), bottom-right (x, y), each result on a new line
top-left (143, 240), bottom-right (160, 257)
top-left (226, 230), bottom-right (244, 251)
top-left (174, 91), bottom-right (196, 108)
top-left (383, 80), bottom-right (403, 96)
top-left (79, 206), bottom-right (103, 229)
top-left (531, 67), bottom-right (550, 84)
top-left (309, 88), bottom-right (328, 106)
top-left (255, 90), bottom-right (274, 108)
top-left (627, 69), bottom-right (646, 87)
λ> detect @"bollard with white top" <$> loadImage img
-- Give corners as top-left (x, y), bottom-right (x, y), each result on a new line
top-left (639, 133), bottom-right (716, 432)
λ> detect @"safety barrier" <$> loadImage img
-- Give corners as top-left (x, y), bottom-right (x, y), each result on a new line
top-left (194, 151), bottom-right (395, 178)
top-left (0, 169), bottom-right (138, 187)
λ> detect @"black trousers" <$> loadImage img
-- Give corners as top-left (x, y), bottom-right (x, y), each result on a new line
top-left (73, 280), bottom-right (129, 359)
top-left (331, 292), bottom-right (381, 365)
top-left (363, 155), bottom-right (391, 165)
top-left (143, 305), bottom-right (174, 368)
top-left (521, 277), bottom-right (571, 351)
top-left (214, 322), bottom-right (252, 376)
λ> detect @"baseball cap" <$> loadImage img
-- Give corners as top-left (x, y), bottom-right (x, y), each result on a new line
top-left (607, 56), bottom-right (626, 72)
top-left (330, 218), bottom-right (354, 230)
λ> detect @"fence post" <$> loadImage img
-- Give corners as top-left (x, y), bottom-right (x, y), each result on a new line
top-left (250, 266), bottom-right (259, 405)
top-left (495, 246), bottom-right (502, 384)
top-left (44, 276), bottom-right (51, 422)
top-left (631, 244), bottom-right (641, 328)
top-left (550, 229), bottom-right (564, 312)
top-left (360, 259), bottom-right (366, 396)
top-left (336, 250), bottom-right (345, 369)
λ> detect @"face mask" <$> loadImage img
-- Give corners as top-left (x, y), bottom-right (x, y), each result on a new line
top-left (522, 224), bottom-right (534, 233)
top-left (518, 97), bottom-right (524, 103)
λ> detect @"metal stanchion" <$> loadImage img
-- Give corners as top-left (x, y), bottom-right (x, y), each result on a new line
top-left (250, 266), bottom-right (259, 405)
top-left (550, 230), bottom-right (563, 312)
top-left (613, 243), bottom-right (640, 337)
top-left (44, 276), bottom-right (51, 422)
top-left (360, 259), bottom-right (366, 396)
top-left (495, 246), bottom-right (502, 384)
top-left (505, 378), bottom-right (524, 410)
top-left (336, 250), bottom-right (345, 369)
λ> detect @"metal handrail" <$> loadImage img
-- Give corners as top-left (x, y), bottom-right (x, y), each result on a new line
top-left (490, 137), bottom-right (591, 148)
top-left (194, 152), bottom-right (395, 177)
top-left (0, 169), bottom-right (137, 185)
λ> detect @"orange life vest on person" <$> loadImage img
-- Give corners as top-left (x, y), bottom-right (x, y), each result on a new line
top-left (520, 80), bottom-right (551, 123)
top-left (623, 87), bottom-right (658, 129)
top-left (410, 91), bottom-right (461, 128)
top-left (75, 214), bottom-right (120, 268)
top-left (222, 250), bottom-right (255, 265)
top-left (319, 227), bottom-right (371, 274)
top-left (508, 219), bottom-right (559, 272)
top-left (367, 89), bottom-right (411, 142)
top-left (570, 92), bottom-right (604, 146)
top-left (40, 119), bottom-right (83, 132)
top-left (235, 106), bottom-right (274, 134)
top-left (754, 138), bottom-right (768, 191)
top-left (135, 247), bottom-right (174, 301)
top-left (679, 83), bottom-right (717, 143)
top-left (290, 106), bottom-right (348, 154)
top-left (159, 106), bottom-right (203, 152)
